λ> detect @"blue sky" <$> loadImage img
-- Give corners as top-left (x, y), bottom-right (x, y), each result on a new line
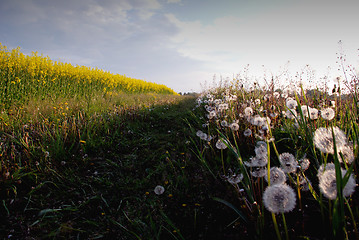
top-left (1, 0), bottom-right (358, 93)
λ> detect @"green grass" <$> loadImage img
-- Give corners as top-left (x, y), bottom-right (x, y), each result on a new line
top-left (0, 93), bottom-right (233, 239)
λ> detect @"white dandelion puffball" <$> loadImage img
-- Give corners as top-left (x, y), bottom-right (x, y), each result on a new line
top-left (299, 157), bottom-right (310, 171)
top-left (250, 167), bottom-right (267, 178)
top-left (245, 155), bottom-right (268, 167)
top-left (337, 145), bottom-right (355, 164)
top-left (285, 109), bottom-right (297, 119)
top-left (264, 167), bottom-right (286, 185)
top-left (229, 122), bottom-right (239, 131)
top-left (208, 110), bottom-right (217, 119)
top-left (319, 168), bottom-right (356, 200)
top-left (321, 108), bottom-right (335, 120)
top-left (255, 144), bottom-right (268, 158)
top-left (226, 173), bottom-right (244, 185)
top-left (301, 105), bottom-right (310, 118)
top-left (154, 185), bottom-right (165, 195)
top-left (263, 184), bottom-right (296, 214)
top-left (221, 120), bottom-right (228, 127)
top-left (216, 139), bottom-right (228, 150)
top-left (279, 152), bottom-right (297, 173)
top-left (196, 130), bottom-right (204, 137)
top-left (317, 163), bottom-right (336, 180)
top-left (244, 107), bottom-right (253, 116)
top-left (243, 128), bottom-right (252, 137)
top-left (298, 175), bottom-right (312, 191)
top-left (286, 98), bottom-right (298, 109)
top-left (308, 107), bottom-right (319, 120)
top-left (313, 127), bottom-right (347, 154)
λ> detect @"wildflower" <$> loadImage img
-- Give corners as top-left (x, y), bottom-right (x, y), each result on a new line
top-left (245, 155), bottom-right (268, 167)
top-left (279, 152), bottom-right (297, 173)
top-left (229, 122), bottom-right (239, 131)
top-left (321, 108), bottom-right (335, 120)
top-left (221, 120), bottom-right (228, 127)
top-left (243, 128), bottom-right (252, 137)
top-left (337, 145), bottom-right (355, 164)
top-left (216, 139), bottom-right (228, 150)
top-left (298, 157), bottom-right (310, 171)
top-left (313, 127), bottom-right (347, 154)
top-left (317, 163), bottom-right (336, 179)
top-left (208, 110), bottom-right (217, 119)
top-left (308, 107), bottom-right (319, 120)
top-left (255, 99), bottom-right (261, 105)
top-left (219, 103), bottom-right (229, 111)
top-left (298, 175), bottom-right (312, 191)
top-left (262, 184), bottom-right (296, 214)
top-left (300, 105), bottom-right (309, 118)
top-left (270, 113), bottom-right (278, 118)
top-left (197, 130), bottom-right (211, 141)
top-left (250, 115), bottom-right (265, 126)
top-left (264, 167), bottom-right (286, 185)
top-left (319, 168), bottom-right (356, 200)
top-left (273, 92), bottom-right (280, 99)
top-left (285, 109), bottom-right (297, 119)
top-left (244, 107), bottom-right (253, 116)
top-left (214, 99), bottom-right (222, 105)
top-left (255, 144), bottom-right (268, 158)
top-left (225, 172), bottom-right (244, 185)
top-left (286, 98), bottom-right (297, 109)
top-left (154, 185), bottom-right (165, 195)
top-left (250, 167), bottom-right (267, 177)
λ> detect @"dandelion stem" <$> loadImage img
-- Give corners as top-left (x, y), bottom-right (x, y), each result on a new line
top-left (282, 213), bottom-right (289, 240)
top-left (272, 213), bottom-right (282, 240)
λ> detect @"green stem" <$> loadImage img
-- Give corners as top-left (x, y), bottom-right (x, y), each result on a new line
top-left (282, 213), bottom-right (289, 240)
top-left (272, 213), bottom-right (282, 240)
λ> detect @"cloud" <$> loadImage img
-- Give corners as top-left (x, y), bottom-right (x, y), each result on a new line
top-left (165, 0), bottom-right (359, 79)
top-left (167, 0), bottom-right (182, 3)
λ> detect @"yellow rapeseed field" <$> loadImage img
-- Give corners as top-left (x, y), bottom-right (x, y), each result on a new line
top-left (0, 43), bottom-right (177, 110)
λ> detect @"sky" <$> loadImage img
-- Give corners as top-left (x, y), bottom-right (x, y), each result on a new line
top-left (1, 0), bottom-right (358, 93)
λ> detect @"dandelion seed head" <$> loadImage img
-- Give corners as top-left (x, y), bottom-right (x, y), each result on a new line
top-left (208, 110), bottom-right (217, 119)
top-left (229, 122), bottom-right (239, 131)
top-left (319, 168), bottom-right (356, 200)
top-left (279, 152), bottom-right (297, 173)
top-left (263, 184), bottom-right (296, 214)
top-left (299, 158), bottom-right (310, 171)
top-left (321, 108), bottom-right (335, 120)
top-left (298, 175), bottom-right (312, 191)
top-left (246, 155), bottom-right (268, 167)
top-left (264, 167), bottom-right (286, 185)
top-left (285, 109), bottom-right (297, 119)
top-left (313, 127), bottom-right (347, 154)
top-left (154, 185), bottom-right (165, 195)
top-left (338, 145), bottom-right (355, 164)
top-left (250, 167), bottom-right (267, 178)
top-left (286, 99), bottom-right (298, 109)
top-left (216, 139), bottom-right (228, 150)
top-left (224, 171), bottom-right (244, 184)
top-left (301, 105), bottom-right (309, 118)
top-left (221, 120), bottom-right (228, 127)
top-left (244, 107), bottom-right (253, 116)
top-left (308, 107), bottom-right (319, 120)
top-left (255, 144), bottom-right (268, 159)
top-left (243, 128), bottom-right (252, 137)
top-left (218, 103), bottom-right (229, 111)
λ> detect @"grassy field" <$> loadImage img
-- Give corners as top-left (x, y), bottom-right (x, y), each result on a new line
top-left (1, 43), bottom-right (359, 239)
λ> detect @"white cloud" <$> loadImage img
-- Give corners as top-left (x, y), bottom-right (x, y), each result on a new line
top-left (166, 1), bottom-right (359, 81)
top-left (167, 0), bottom-right (181, 3)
